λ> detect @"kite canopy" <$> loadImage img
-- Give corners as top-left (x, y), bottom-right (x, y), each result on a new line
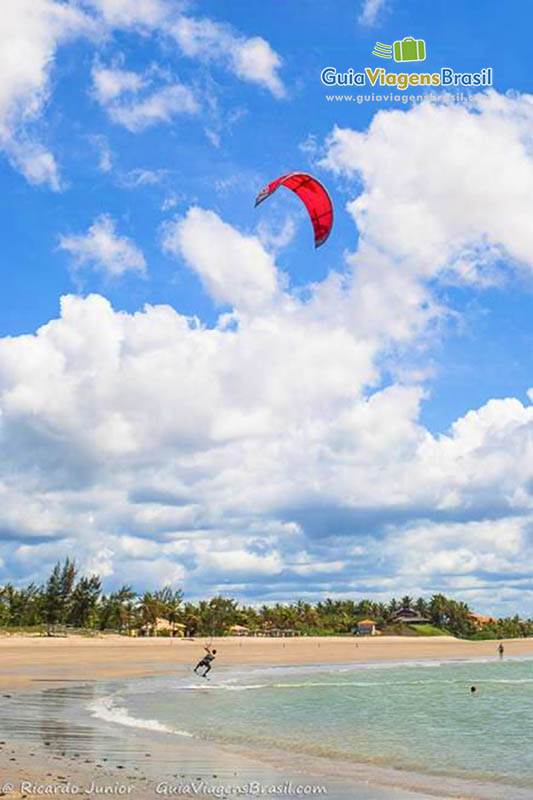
top-left (254, 172), bottom-right (333, 248)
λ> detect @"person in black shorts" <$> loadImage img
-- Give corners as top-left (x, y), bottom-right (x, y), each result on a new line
top-left (194, 645), bottom-right (217, 678)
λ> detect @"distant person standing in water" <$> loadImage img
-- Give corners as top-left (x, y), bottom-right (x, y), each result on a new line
top-left (498, 642), bottom-right (504, 660)
top-left (194, 645), bottom-right (217, 678)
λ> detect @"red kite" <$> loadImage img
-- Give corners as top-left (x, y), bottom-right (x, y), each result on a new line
top-left (255, 172), bottom-right (333, 248)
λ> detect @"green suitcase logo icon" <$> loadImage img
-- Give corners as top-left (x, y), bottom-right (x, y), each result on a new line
top-left (393, 37), bottom-right (426, 62)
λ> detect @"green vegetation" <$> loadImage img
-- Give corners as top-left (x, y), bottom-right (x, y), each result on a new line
top-left (1, 562), bottom-right (532, 639)
top-left (407, 624), bottom-right (449, 636)
top-left (469, 616), bottom-right (526, 640)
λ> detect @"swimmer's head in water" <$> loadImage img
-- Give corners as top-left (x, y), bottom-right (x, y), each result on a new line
top-left (470, 686), bottom-right (477, 693)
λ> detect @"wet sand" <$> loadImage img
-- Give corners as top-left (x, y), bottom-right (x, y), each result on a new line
top-left (0, 737), bottom-right (151, 800)
top-left (1, 633), bottom-right (530, 690)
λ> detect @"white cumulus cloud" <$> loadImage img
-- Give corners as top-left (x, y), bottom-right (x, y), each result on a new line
top-left (91, 64), bottom-right (198, 132)
top-left (109, 83), bottom-right (198, 131)
top-left (0, 0), bottom-right (97, 189)
top-left (84, 0), bottom-right (170, 28)
top-left (162, 207), bottom-right (280, 312)
top-left (2, 90), bottom-right (533, 614)
top-left (322, 92), bottom-right (533, 280)
top-left (170, 16), bottom-right (286, 98)
top-left (91, 65), bottom-right (147, 104)
top-left (0, 1), bottom-right (285, 184)
top-left (58, 214), bottom-right (146, 278)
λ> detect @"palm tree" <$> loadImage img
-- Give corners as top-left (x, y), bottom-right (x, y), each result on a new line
top-left (138, 591), bottom-right (166, 634)
top-left (207, 596), bottom-right (239, 635)
top-left (357, 600), bottom-right (374, 617)
top-left (154, 587), bottom-right (183, 634)
top-left (100, 585), bottom-right (137, 632)
top-left (415, 597), bottom-right (429, 618)
top-left (181, 602), bottom-right (200, 637)
top-left (400, 595), bottom-right (414, 612)
top-left (429, 594), bottom-right (448, 627)
top-left (387, 598), bottom-right (399, 620)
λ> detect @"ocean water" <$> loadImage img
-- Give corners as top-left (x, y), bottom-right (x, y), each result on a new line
top-left (90, 657), bottom-right (533, 791)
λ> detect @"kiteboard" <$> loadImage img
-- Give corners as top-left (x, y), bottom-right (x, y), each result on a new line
top-left (188, 666), bottom-right (210, 681)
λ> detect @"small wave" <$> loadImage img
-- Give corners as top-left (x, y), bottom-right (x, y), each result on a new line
top-left (88, 696), bottom-right (194, 738)
top-left (175, 675), bottom-right (533, 693)
top-left (178, 683), bottom-right (269, 691)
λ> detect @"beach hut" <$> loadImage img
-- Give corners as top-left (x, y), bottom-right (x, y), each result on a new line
top-left (229, 624), bottom-right (249, 636)
top-left (356, 619), bottom-right (377, 636)
top-left (267, 628), bottom-right (300, 637)
top-left (467, 612), bottom-right (497, 629)
top-left (393, 609), bottom-right (429, 625)
top-left (139, 618), bottom-right (185, 637)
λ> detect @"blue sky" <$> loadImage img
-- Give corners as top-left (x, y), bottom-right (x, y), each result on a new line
top-left (1, 0), bottom-right (532, 429)
top-left (0, 0), bottom-right (532, 613)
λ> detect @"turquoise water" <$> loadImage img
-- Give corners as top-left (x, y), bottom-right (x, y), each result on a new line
top-left (92, 658), bottom-right (533, 790)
